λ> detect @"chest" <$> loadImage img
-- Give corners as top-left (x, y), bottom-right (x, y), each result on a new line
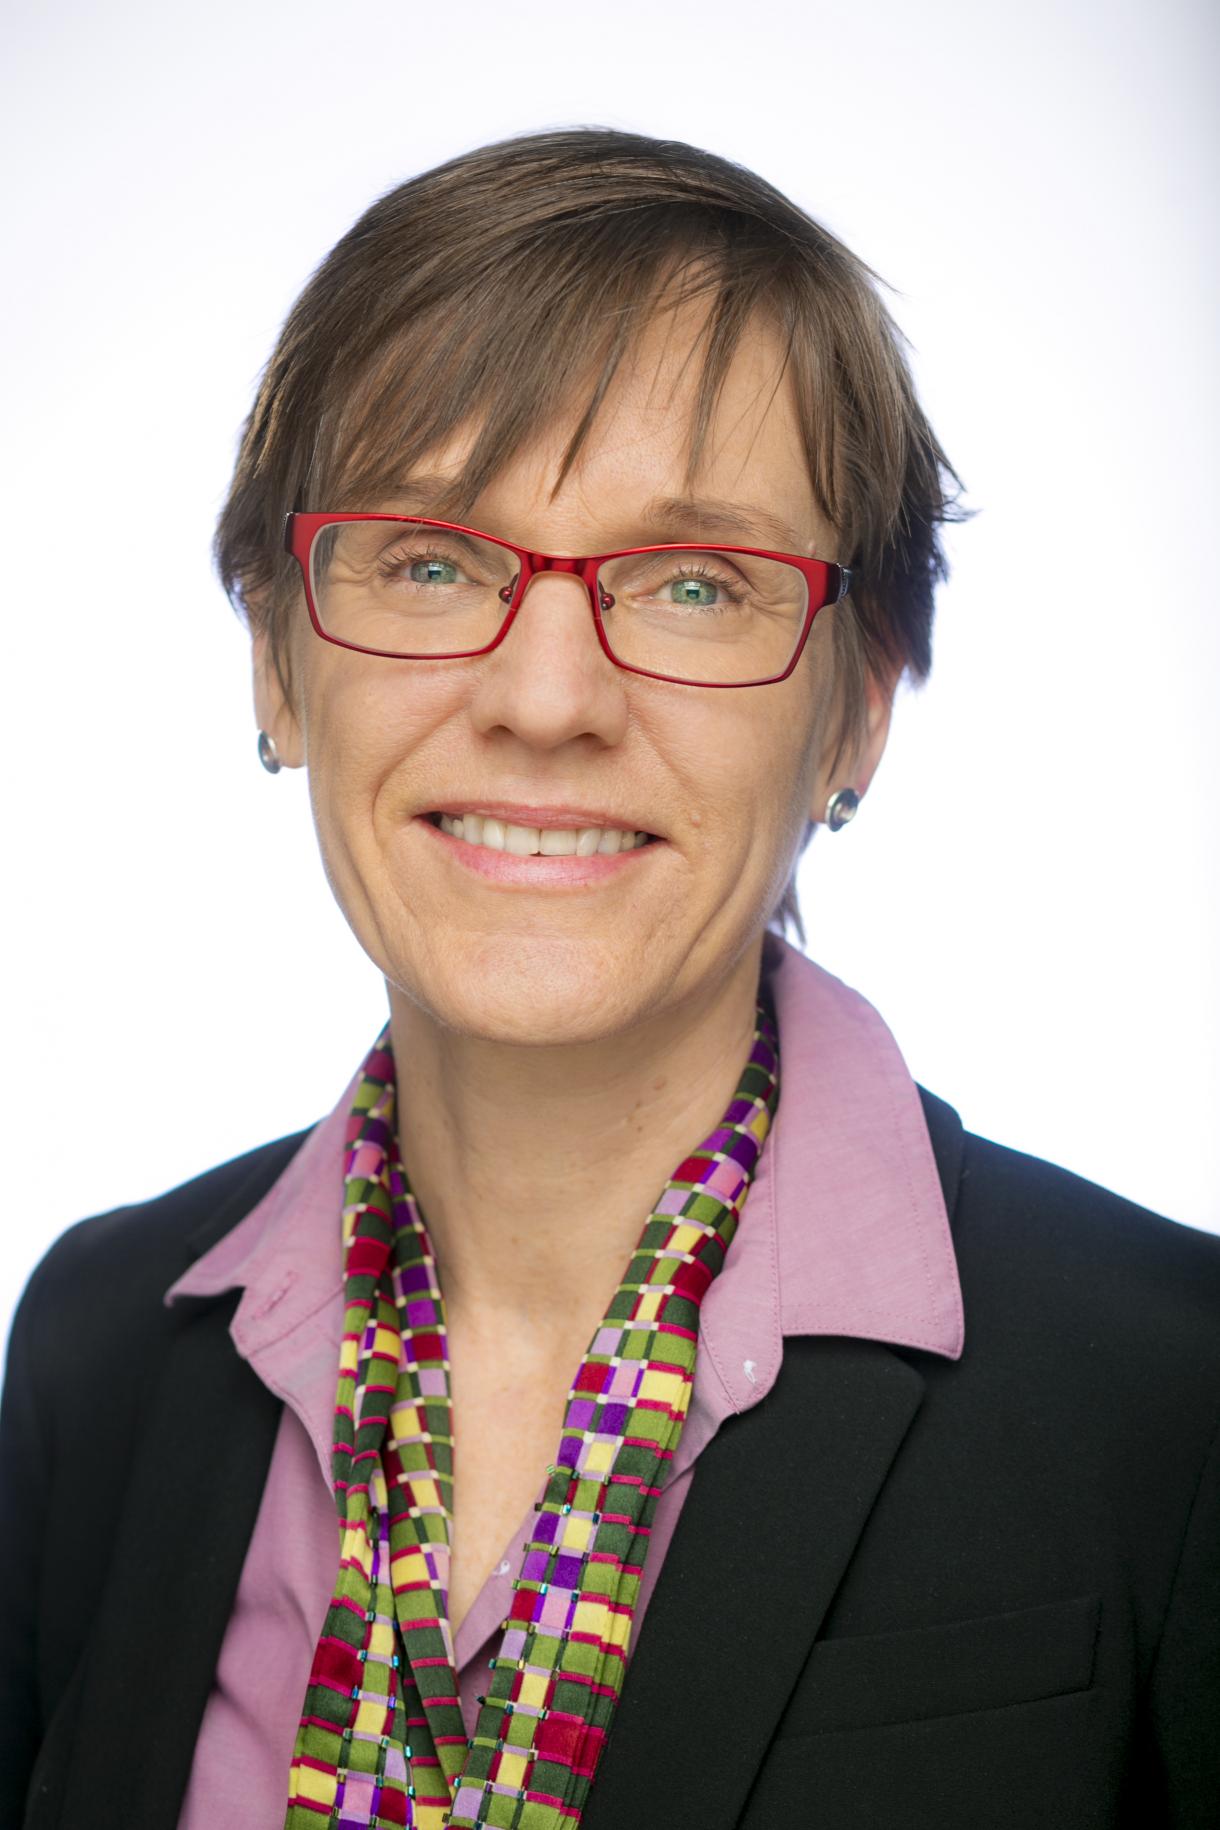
top-left (445, 1351), bottom-right (577, 1641)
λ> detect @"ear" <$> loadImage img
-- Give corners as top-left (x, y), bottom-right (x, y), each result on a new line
top-left (252, 627), bottom-right (305, 769)
top-left (809, 661), bottom-right (900, 825)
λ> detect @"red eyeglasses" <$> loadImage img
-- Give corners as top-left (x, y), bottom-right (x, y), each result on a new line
top-left (284, 512), bottom-right (853, 688)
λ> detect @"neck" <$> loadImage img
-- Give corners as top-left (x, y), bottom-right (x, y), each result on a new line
top-left (386, 937), bottom-right (765, 1362)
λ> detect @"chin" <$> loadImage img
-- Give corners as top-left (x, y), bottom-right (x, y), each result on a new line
top-left (392, 929), bottom-right (675, 1048)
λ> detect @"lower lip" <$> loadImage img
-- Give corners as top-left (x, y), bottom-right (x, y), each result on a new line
top-left (413, 816), bottom-right (663, 886)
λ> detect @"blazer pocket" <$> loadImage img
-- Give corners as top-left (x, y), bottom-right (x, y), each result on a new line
top-left (776, 1592), bottom-right (1102, 1737)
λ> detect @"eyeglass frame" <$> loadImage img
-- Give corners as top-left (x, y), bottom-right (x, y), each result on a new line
top-left (283, 511), bottom-right (854, 689)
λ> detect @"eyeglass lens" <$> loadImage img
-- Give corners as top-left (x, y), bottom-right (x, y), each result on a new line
top-left (309, 519), bottom-right (811, 684)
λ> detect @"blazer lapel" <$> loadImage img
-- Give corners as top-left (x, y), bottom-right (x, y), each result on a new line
top-left (583, 1334), bottom-right (926, 1830)
top-left (49, 1288), bottom-right (282, 1829)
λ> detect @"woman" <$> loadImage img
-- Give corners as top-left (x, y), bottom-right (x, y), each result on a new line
top-left (2, 127), bottom-right (1217, 1830)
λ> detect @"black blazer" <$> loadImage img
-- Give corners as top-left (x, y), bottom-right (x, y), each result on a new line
top-left (2, 1088), bottom-right (1218, 1829)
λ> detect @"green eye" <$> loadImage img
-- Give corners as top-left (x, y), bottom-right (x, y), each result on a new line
top-left (410, 558), bottom-right (459, 584)
top-left (670, 577), bottom-right (718, 606)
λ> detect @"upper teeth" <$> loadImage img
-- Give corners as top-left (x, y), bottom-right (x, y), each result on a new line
top-left (435, 813), bottom-right (651, 855)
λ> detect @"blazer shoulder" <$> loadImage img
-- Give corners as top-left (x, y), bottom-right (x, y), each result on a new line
top-left (961, 1122), bottom-right (1220, 1279)
top-left (919, 1088), bottom-right (1220, 1397)
top-left (918, 1080), bottom-right (1220, 1280)
top-left (10, 1127), bottom-right (312, 1358)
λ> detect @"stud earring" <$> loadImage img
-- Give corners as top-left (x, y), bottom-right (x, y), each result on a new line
top-left (257, 730), bottom-right (282, 775)
top-left (825, 787), bottom-right (860, 831)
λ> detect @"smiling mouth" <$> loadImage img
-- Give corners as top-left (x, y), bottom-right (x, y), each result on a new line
top-left (424, 812), bottom-right (658, 856)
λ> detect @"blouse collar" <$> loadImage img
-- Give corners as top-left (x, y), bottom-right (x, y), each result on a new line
top-left (166, 935), bottom-right (964, 1481)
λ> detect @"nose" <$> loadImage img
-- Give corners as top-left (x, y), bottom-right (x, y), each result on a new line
top-left (506, 556), bottom-right (605, 631)
top-left (467, 565), bottom-right (628, 751)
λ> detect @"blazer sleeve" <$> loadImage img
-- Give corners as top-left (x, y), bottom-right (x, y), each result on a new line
top-left (0, 1255), bottom-right (55, 1823)
top-left (1143, 1403), bottom-right (1220, 1824)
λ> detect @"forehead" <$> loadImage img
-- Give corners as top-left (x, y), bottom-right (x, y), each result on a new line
top-left (362, 299), bottom-right (830, 557)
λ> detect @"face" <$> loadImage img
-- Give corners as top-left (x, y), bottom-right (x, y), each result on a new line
top-left (256, 301), bottom-right (894, 1046)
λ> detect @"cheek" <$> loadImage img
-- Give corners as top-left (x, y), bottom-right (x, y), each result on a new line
top-left (301, 661), bottom-right (461, 857)
top-left (656, 674), bottom-right (822, 870)
top-left (753, 685), bottom-right (825, 886)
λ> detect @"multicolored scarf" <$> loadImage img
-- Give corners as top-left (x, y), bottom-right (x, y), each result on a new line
top-left (284, 1001), bottom-right (780, 1828)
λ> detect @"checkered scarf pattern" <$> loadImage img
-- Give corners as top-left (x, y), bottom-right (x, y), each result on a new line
top-left (283, 1001), bottom-right (779, 1829)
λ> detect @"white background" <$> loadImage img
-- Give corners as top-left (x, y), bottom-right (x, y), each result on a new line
top-left (2, 0), bottom-right (1217, 1350)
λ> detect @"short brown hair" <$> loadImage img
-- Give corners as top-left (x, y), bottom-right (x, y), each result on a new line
top-left (215, 126), bottom-right (966, 938)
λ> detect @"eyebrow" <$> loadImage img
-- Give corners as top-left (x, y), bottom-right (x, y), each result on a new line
top-left (634, 495), bottom-right (811, 554)
top-left (375, 478), bottom-right (812, 555)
